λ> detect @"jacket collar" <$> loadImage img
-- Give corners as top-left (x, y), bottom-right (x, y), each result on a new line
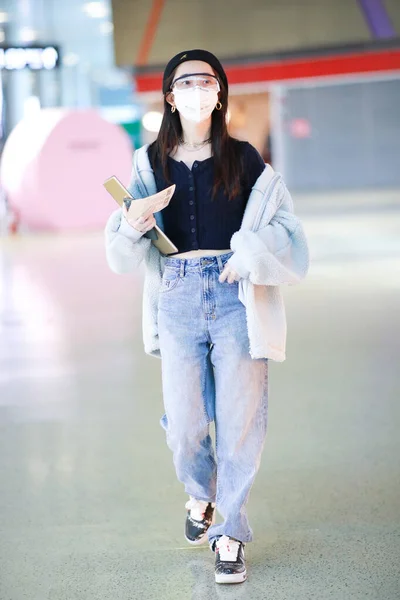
top-left (133, 145), bottom-right (164, 229)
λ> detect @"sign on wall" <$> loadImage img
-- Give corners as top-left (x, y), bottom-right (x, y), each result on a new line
top-left (0, 45), bottom-right (60, 70)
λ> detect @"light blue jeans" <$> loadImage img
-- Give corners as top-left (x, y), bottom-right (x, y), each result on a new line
top-left (158, 253), bottom-right (268, 545)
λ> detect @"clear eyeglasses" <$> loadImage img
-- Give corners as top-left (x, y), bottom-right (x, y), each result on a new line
top-left (171, 73), bottom-right (220, 92)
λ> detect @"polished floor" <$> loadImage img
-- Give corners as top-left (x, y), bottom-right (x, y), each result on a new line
top-left (1, 192), bottom-right (400, 599)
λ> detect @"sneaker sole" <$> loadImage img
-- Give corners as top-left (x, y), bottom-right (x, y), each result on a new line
top-left (184, 511), bottom-right (216, 546)
top-left (215, 569), bottom-right (247, 584)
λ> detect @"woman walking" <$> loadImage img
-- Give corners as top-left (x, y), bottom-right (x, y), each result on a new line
top-left (105, 49), bottom-right (309, 584)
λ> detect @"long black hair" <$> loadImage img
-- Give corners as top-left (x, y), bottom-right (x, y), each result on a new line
top-left (148, 70), bottom-right (245, 200)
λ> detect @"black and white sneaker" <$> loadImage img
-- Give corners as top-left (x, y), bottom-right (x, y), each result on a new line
top-left (214, 535), bottom-right (247, 584)
top-left (185, 496), bottom-right (215, 545)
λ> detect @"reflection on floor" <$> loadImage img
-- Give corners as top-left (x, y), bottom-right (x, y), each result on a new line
top-left (1, 199), bottom-right (400, 599)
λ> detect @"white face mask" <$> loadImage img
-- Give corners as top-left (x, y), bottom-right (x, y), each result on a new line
top-left (173, 88), bottom-right (218, 123)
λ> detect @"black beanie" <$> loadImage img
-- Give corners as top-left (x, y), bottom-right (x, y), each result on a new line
top-left (162, 49), bottom-right (228, 94)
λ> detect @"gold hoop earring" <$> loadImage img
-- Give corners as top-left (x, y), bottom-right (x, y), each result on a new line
top-left (171, 105), bottom-right (176, 113)
top-left (216, 102), bottom-right (222, 110)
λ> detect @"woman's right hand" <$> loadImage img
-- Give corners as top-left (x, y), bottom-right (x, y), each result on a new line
top-left (122, 204), bottom-right (156, 233)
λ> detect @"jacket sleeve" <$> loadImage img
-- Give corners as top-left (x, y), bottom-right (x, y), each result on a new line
top-left (105, 209), bottom-right (151, 274)
top-left (228, 182), bottom-right (309, 286)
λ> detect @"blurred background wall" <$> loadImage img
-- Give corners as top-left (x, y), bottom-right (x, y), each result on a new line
top-left (0, 0), bottom-right (141, 147)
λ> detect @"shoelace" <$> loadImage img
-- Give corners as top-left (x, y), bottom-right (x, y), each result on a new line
top-left (216, 535), bottom-right (241, 562)
top-left (185, 496), bottom-right (210, 522)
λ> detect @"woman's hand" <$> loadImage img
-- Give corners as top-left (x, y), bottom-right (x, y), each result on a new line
top-left (123, 203), bottom-right (156, 233)
top-left (219, 264), bottom-right (241, 284)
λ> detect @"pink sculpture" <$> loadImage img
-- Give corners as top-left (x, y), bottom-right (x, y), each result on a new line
top-left (0, 109), bottom-right (133, 231)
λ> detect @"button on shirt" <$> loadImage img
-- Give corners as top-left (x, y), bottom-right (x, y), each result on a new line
top-left (149, 141), bottom-right (265, 253)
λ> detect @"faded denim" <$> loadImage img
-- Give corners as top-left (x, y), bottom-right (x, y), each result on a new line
top-left (158, 253), bottom-right (269, 544)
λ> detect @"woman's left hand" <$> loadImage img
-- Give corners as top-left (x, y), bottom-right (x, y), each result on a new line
top-left (219, 265), bottom-right (241, 284)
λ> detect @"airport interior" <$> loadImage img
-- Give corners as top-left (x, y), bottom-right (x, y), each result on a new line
top-left (0, 0), bottom-right (399, 598)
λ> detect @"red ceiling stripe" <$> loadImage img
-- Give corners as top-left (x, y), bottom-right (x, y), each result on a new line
top-left (136, 49), bottom-right (400, 93)
top-left (136, 0), bottom-right (166, 67)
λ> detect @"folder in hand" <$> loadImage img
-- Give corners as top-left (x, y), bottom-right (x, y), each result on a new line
top-left (103, 176), bottom-right (178, 255)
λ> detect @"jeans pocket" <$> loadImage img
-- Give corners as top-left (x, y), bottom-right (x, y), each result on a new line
top-left (160, 269), bottom-right (181, 293)
top-left (160, 276), bottom-right (180, 293)
top-left (219, 278), bottom-right (239, 290)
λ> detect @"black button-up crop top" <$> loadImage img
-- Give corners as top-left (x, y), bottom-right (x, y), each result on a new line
top-left (148, 141), bottom-right (265, 253)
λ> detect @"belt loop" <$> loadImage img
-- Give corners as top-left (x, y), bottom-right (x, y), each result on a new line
top-left (180, 260), bottom-right (185, 278)
top-left (216, 255), bottom-right (224, 273)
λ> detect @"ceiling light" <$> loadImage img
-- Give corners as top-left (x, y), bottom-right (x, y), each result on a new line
top-left (99, 21), bottom-right (114, 35)
top-left (20, 27), bottom-right (37, 42)
top-left (82, 2), bottom-right (109, 19)
top-left (62, 52), bottom-right (80, 67)
top-left (41, 47), bottom-right (59, 70)
top-left (142, 111), bottom-right (163, 133)
top-left (0, 12), bottom-right (9, 23)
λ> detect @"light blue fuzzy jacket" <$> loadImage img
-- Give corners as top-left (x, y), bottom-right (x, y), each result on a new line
top-left (105, 145), bottom-right (309, 362)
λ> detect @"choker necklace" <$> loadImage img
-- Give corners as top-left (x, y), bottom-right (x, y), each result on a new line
top-left (179, 137), bottom-right (211, 151)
